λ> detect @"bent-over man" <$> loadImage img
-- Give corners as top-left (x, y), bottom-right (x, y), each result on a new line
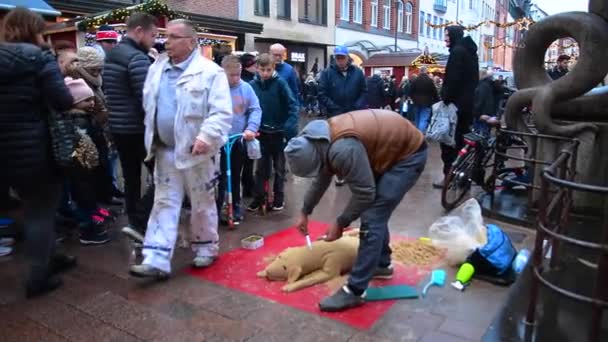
top-left (284, 109), bottom-right (428, 311)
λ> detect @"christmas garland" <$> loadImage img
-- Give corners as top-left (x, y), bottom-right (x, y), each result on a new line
top-left (426, 17), bottom-right (535, 32)
top-left (84, 31), bottom-right (229, 47)
top-left (77, 0), bottom-right (206, 33)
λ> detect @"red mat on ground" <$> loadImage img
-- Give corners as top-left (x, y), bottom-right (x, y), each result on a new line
top-left (189, 221), bottom-right (434, 330)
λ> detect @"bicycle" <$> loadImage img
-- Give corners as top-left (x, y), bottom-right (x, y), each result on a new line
top-left (441, 119), bottom-right (529, 211)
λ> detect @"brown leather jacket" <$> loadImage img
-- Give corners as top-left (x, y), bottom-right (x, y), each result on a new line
top-left (328, 109), bottom-right (424, 175)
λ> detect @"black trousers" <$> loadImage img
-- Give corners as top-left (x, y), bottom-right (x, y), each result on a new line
top-left (254, 133), bottom-right (286, 205)
top-left (241, 158), bottom-right (255, 197)
top-left (440, 116), bottom-right (471, 175)
top-left (217, 140), bottom-right (246, 211)
top-left (13, 181), bottom-right (61, 281)
top-left (112, 133), bottom-right (154, 230)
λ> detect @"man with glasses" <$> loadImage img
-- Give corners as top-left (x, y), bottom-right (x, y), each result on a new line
top-left (129, 19), bottom-right (232, 279)
top-left (104, 13), bottom-right (158, 242)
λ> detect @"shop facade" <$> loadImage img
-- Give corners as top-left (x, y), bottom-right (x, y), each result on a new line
top-left (239, 0), bottom-right (335, 75)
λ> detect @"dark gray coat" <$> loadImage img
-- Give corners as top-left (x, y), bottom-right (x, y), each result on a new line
top-left (0, 43), bottom-right (73, 184)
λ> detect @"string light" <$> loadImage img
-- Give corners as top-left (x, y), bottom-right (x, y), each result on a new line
top-left (77, 0), bottom-right (207, 33)
top-left (426, 17), bottom-right (535, 32)
top-left (84, 31), bottom-right (229, 47)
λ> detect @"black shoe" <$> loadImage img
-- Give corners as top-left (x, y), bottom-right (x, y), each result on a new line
top-left (80, 227), bottom-right (110, 246)
top-left (0, 196), bottom-right (22, 211)
top-left (26, 274), bottom-right (63, 298)
top-left (247, 200), bottom-right (262, 212)
top-left (100, 197), bottom-right (123, 206)
top-left (319, 286), bottom-right (365, 312)
top-left (111, 187), bottom-right (124, 199)
top-left (271, 202), bottom-right (284, 211)
top-left (373, 265), bottom-right (394, 279)
top-left (50, 254), bottom-right (77, 274)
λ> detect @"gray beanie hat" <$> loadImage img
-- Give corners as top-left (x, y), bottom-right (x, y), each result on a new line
top-left (284, 120), bottom-right (330, 178)
top-left (77, 46), bottom-right (104, 70)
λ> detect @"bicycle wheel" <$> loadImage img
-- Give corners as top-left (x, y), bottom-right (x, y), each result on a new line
top-left (442, 148), bottom-right (476, 210)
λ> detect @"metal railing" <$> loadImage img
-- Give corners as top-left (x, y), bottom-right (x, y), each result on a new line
top-left (526, 140), bottom-right (608, 342)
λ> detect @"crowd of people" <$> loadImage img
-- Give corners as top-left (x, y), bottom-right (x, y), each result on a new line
top-left (0, 7), bottom-right (510, 311)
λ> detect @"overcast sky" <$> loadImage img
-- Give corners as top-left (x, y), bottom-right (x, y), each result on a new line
top-left (532, 0), bottom-right (588, 15)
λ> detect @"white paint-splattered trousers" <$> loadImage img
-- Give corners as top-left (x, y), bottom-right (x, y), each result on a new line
top-left (142, 147), bottom-right (220, 273)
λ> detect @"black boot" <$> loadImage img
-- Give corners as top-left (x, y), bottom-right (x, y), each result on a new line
top-left (50, 254), bottom-right (77, 274)
top-left (26, 272), bottom-right (63, 298)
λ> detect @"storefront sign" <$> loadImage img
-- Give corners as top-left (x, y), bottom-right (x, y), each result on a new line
top-left (290, 52), bottom-right (306, 62)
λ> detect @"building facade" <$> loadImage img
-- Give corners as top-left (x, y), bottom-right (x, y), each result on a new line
top-left (418, 0), bottom-right (457, 54)
top-left (239, 0), bottom-right (335, 74)
top-left (335, 0), bottom-right (420, 64)
top-left (492, 0), bottom-right (514, 71)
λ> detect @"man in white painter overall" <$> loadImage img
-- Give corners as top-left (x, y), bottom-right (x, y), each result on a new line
top-left (129, 19), bottom-right (232, 278)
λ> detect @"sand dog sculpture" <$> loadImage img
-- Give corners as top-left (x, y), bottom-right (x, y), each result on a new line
top-left (257, 233), bottom-right (360, 293)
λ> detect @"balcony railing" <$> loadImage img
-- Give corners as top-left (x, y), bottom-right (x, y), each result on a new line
top-left (434, 0), bottom-right (447, 13)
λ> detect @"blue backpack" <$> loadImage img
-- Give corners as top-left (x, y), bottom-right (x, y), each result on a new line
top-left (467, 224), bottom-right (517, 278)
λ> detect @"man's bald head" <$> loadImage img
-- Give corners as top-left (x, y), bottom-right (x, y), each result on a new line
top-left (269, 43), bottom-right (286, 63)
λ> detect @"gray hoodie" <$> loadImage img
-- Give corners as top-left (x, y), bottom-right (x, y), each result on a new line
top-left (285, 120), bottom-right (376, 228)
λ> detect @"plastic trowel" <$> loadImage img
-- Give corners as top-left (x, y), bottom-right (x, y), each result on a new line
top-left (422, 269), bottom-right (446, 297)
top-left (365, 285), bottom-right (419, 301)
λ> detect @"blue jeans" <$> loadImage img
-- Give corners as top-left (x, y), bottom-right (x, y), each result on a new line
top-left (414, 106), bottom-right (432, 133)
top-left (347, 144), bottom-right (428, 293)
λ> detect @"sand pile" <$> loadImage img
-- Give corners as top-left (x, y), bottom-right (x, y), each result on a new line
top-left (391, 240), bottom-right (443, 266)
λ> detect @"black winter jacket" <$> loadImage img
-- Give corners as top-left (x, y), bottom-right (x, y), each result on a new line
top-left (473, 77), bottom-right (499, 118)
top-left (103, 37), bottom-right (151, 134)
top-left (318, 63), bottom-right (367, 117)
top-left (0, 43), bottom-right (73, 184)
top-left (366, 75), bottom-right (385, 108)
top-left (441, 26), bottom-right (479, 127)
top-left (409, 73), bottom-right (440, 108)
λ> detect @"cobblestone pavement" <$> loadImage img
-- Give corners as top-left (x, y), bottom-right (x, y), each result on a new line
top-left (0, 143), bottom-right (534, 342)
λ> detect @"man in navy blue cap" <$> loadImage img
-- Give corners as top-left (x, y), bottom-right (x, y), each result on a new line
top-left (317, 45), bottom-right (367, 185)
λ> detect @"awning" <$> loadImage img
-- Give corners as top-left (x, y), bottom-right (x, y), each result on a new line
top-left (361, 52), bottom-right (420, 68)
top-left (46, 0), bottom-right (263, 35)
top-left (0, 0), bottom-right (60, 16)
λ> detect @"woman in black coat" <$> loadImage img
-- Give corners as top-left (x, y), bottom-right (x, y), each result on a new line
top-left (0, 8), bottom-right (75, 297)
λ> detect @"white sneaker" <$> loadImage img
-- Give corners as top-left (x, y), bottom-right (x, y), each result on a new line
top-left (0, 246), bottom-right (13, 257)
top-left (122, 226), bottom-right (145, 242)
top-left (0, 237), bottom-right (15, 247)
top-left (192, 256), bottom-right (216, 268)
top-left (129, 264), bottom-right (169, 279)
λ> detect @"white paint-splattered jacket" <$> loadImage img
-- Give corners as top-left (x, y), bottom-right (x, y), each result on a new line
top-left (143, 49), bottom-right (232, 170)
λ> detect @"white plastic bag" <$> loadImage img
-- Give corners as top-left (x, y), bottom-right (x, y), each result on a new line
top-left (428, 199), bottom-right (487, 266)
top-left (246, 138), bottom-right (262, 160)
top-left (426, 101), bottom-right (458, 146)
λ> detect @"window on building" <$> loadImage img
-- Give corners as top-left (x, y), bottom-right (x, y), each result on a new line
top-left (405, 2), bottom-right (413, 34)
top-left (397, 1), bottom-right (404, 32)
top-left (419, 11), bottom-right (425, 35)
top-left (277, 0), bottom-right (290, 19)
top-left (255, 0), bottom-right (269, 16)
top-left (426, 13), bottom-right (431, 37)
top-left (371, 0), bottom-right (378, 27)
top-left (383, 0), bottom-right (391, 30)
top-left (340, 0), bottom-right (349, 20)
top-left (300, 0), bottom-right (328, 25)
top-left (469, 0), bottom-right (473, 9)
top-left (354, 0), bottom-right (363, 23)
top-left (439, 18), bottom-right (444, 39)
top-left (433, 16), bottom-right (438, 39)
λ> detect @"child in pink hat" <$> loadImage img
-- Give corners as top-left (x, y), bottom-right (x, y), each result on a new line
top-left (63, 77), bottom-right (111, 245)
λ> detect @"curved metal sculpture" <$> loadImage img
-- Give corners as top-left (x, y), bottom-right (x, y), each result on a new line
top-left (505, 0), bottom-right (608, 137)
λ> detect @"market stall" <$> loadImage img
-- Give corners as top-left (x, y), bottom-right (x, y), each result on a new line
top-left (44, 0), bottom-right (236, 60)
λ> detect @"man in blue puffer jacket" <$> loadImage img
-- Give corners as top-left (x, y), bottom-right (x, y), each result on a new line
top-left (318, 46), bottom-right (367, 118)
top-left (103, 13), bottom-right (158, 239)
